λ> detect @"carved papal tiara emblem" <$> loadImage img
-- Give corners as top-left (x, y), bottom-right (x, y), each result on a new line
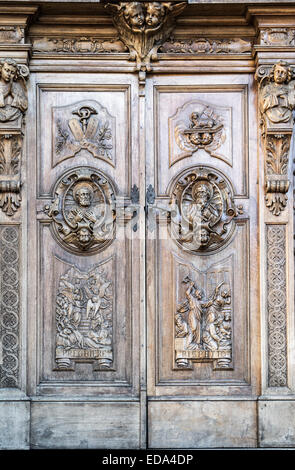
top-left (45, 167), bottom-right (116, 254)
top-left (169, 166), bottom-right (242, 253)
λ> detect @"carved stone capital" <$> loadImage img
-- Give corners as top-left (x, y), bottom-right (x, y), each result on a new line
top-left (105, 2), bottom-right (187, 71)
top-left (255, 61), bottom-right (295, 215)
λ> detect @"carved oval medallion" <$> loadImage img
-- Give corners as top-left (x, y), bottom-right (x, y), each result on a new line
top-left (169, 166), bottom-right (238, 254)
top-left (45, 166), bottom-right (116, 254)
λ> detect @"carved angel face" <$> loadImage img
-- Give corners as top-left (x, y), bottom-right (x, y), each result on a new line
top-left (124, 3), bottom-right (145, 28)
top-left (1, 62), bottom-right (17, 83)
top-left (145, 3), bottom-right (165, 27)
top-left (78, 227), bottom-right (92, 244)
top-left (273, 64), bottom-right (288, 84)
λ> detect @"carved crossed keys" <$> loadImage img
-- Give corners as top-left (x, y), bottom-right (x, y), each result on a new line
top-left (255, 60), bottom-right (295, 216)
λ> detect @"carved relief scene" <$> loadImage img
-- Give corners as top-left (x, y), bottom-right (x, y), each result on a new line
top-left (55, 262), bottom-right (113, 371)
top-left (175, 264), bottom-right (232, 371)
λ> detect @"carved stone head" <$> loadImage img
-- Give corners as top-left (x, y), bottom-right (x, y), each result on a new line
top-left (0, 58), bottom-right (18, 83)
top-left (192, 181), bottom-right (212, 208)
top-left (123, 2), bottom-right (145, 29)
top-left (78, 227), bottom-right (92, 245)
top-left (145, 2), bottom-right (166, 27)
top-left (73, 183), bottom-right (94, 207)
top-left (270, 60), bottom-right (292, 84)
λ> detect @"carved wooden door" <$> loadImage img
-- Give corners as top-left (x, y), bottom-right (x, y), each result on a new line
top-left (26, 73), bottom-right (145, 448)
top-left (25, 70), bottom-right (260, 449)
top-left (145, 74), bottom-right (260, 448)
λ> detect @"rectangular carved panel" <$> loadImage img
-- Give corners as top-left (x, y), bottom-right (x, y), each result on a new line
top-left (147, 75), bottom-right (257, 397)
top-left (266, 224), bottom-right (287, 387)
top-left (0, 225), bottom-right (20, 388)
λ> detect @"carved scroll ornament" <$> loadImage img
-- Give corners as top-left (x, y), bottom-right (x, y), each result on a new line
top-left (169, 166), bottom-right (241, 253)
top-left (175, 275), bottom-right (232, 370)
top-left (45, 167), bottom-right (116, 254)
top-left (55, 263), bottom-right (113, 370)
top-left (105, 2), bottom-right (186, 71)
top-left (255, 61), bottom-right (295, 215)
top-left (0, 58), bottom-right (29, 216)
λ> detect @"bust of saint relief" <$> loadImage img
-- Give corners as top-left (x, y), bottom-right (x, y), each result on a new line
top-left (0, 58), bottom-right (28, 123)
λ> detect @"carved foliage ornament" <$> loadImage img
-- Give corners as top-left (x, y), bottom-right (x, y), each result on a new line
top-left (55, 262), bottom-right (113, 371)
top-left (255, 60), bottom-right (295, 215)
top-left (0, 58), bottom-right (29, 216)
top-left (105, 2), bottom-right (186, 70)
top-left (175, 260), bottom-right (232, 371)
top-left (45, 167), bottom-right (116, 254)
top-left (169, 166), bottom-right (240, 253)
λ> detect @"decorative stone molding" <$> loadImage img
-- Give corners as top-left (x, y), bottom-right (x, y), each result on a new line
top-left (0, 58), bottom-right (29, 216)
top-left (160, 37), bottom-right (252, 54)
top-left (259, 28), bottom-right (295, 46)
top-left (105, 2), bottom-right (187, 71)
top-left (255, 60), bottom-right (295, 216)
top-left (32, 37), bottom-right (128, 54)
top-left (0, 26), bottom-right (24, 44)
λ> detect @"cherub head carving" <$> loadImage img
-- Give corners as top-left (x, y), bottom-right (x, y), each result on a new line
top-left (78, 227), bottom-right (92, 245)
top-left (145, 2), bottom-right (166, 27)
top-left (123, 2), bottom-right (145, 29)
top-left (270, 61), bottom-right (292, 84)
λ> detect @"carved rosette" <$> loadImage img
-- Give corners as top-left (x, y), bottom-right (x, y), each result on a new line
top-left (169, 166), bottom-right (240, 253)
top-left (105, 2), bottom-right (186, 71)
top-left (255, 61), bottom-right (295, 216)
top-left (55, 262), bottom-right (113, 371)
top-left (174, 256), bottom-right (233, 370)
top-left (45, 167), bottom-right (116, 255)
top-left (0, 58), bottom-right (29, 216)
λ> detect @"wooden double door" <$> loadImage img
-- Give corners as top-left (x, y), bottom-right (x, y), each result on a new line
top-left (26, 69), bottom-right (259, 448)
